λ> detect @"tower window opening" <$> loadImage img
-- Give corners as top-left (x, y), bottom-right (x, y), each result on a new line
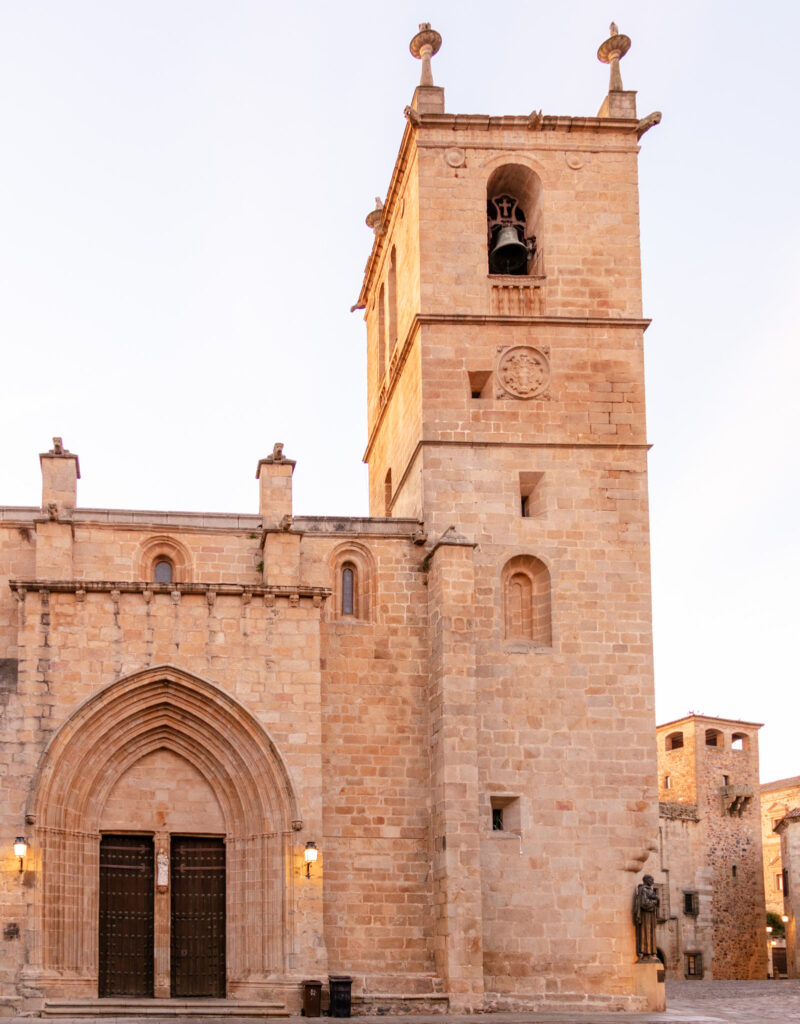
top-left (154, 559), bottom-right (173, 583)
top-left (377, 283), bottom-right (386, 381)
top-left (468, 369), bottom-right (492, 399)
top-left (490, 795), bottom-right (521, 834)
top-left (731, 732), bottom-right (749, 751)
top-left (488, 194), bottom-right (532, 275)
top-left (665, 731), bottom-right (684, 751)
top-left (384, 469), bottom-right (392, 518)
top-left (388, 247), bottom-right (398, 352)
top-left (664, 775), bottom-right (671, 790)
top-left (705, 728), bottom-right (723, 747)
top-left (519, 471), bottom-right (545, 517)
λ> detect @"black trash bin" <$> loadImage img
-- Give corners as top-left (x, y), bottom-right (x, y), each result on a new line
top-left (328, 975), bottom-right (352, 1018)
top-left (302, 979), bottom-right (322, 1017)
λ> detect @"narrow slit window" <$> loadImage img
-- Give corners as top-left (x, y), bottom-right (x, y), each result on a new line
top-left (154, 559), bottom-right (173, 583)
top-left (341, 566), bottom-right (355, 616)
top-left (519, 471), bottom-right (545, 517)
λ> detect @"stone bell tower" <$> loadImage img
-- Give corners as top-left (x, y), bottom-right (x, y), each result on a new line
top-left (355, 24), bottom-right (664, 1010)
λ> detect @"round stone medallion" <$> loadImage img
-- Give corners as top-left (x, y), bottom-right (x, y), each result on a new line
top-left (445, 147), bottom-right (466, 168)
top-left (497, 346), bottom-right (549, 399)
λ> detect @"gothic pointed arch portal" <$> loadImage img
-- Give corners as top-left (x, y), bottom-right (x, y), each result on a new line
top-left (27, 666), bottom-right (302, 997)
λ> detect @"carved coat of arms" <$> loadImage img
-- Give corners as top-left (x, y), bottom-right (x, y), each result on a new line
top-left (496, 346), bottom-right (550, 399)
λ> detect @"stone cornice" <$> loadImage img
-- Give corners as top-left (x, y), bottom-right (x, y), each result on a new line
top-left (415, 313), bottom-right (651, 329)
top-left (410, 112), bottom-right (641, 133)
top-left (9, 579), bottom-right (331, 603)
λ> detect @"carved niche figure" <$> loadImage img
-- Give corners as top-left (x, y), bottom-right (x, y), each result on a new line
top-left (632, 874), bottom-right (659, 961)
top-left (157, 849), bottom-right (169, 892)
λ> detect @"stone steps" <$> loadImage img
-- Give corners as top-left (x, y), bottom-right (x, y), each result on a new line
top-left (41, 999), bottom-right (289, 1018)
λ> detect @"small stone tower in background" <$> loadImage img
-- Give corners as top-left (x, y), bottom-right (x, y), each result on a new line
top-left (654, 715), bottom-right (768, 979)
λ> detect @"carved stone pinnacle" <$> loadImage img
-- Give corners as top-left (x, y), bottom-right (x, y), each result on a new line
top-left (597, 24), bottom-right (631, 92)
top-left (409, 23), bottom-right (442, 87)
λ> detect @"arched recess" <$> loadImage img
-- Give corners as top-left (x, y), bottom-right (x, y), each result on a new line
top-left (135, 534), bottom-right (193, 582)
top-left (329, 541), bottom-right (376, 622)
top-left (27, 666), bottom-right (301, 992)
top-left (486, 163), bottom-right (544, 276)
top-left (501, 554), bottom-right (552, 646)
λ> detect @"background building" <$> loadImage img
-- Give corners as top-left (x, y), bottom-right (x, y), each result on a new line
top-left (762, 777), bottom-right (800, 976)
top-left (646, 714), bottom-right (767, 980)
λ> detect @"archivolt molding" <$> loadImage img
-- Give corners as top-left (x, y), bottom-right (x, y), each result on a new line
top-left (329, 540), bottom-right (377, 622)
top-left (27, 665), bottom-right (301, 980)
top-left (29, 664), bottom-right (301, 834)
top-left (135, 534), bottom-right (193, 582)
top-left (478, 150), bottom-right (551, 189)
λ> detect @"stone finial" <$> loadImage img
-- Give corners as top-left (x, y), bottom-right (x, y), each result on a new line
top-left (365, 196), bottom-right (384, 233)
top-left (597, 23), bottom-right (631, 92)
top-left (409, 23), bottom-right (442, 86)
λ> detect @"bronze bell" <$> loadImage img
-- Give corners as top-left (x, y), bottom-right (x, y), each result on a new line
top-left (489, 225), bottom-right (529, 275)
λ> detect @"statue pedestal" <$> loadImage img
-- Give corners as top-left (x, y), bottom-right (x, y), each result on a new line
top-left (635, 960), bottom-right (665, 1011)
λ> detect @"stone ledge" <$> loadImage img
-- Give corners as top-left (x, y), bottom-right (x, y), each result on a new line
top-left (8, 580), bottom-right (331, 602)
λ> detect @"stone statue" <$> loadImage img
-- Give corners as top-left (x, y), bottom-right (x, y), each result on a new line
top-left (157, 849), bottom-right (169, 891)
top-left (633, 874), bottom-right (659, 961)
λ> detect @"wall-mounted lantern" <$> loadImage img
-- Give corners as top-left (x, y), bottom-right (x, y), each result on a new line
top-left (304, 841), bottom-right (318, 879)
top-left (13, 837), bottom-right (27, 874)
top-left (782, 914), bottom-right (790, 924)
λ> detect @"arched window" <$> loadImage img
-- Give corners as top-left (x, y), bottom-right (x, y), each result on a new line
top-left (502, 555), bottom-right (551, 645)
top-left (136, 535), bottom-right (191, 583)
top-left (705, 728), bottom-right (723, 748)
top-left (388, 246), bottom-right (398, 353)
top-left (731, 732), bottom-right (750, 751)
top-left (665, 731), bottom-right (684, 751)
top-left (486, 164), bottom-right (543, 277)
top-left (377, 283), bottom-right (386, 380)
top-left (384, 468), bottom-right (392, 518)
top-left (341, 564), bottom-right (356, 616)
top-left (154, 559), bottom-right (173, 583)
top-left (331, 544), bottom-right (375, 622)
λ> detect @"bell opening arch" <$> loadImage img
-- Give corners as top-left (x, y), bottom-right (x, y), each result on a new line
top-left (26, 665), bottom-right (302, 998)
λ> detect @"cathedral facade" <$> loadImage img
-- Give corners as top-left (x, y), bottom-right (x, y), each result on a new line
top-left (0, 26), bottom-right (662, 1016)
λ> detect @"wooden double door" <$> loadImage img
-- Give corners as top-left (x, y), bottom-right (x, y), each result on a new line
top-left (99, 835), bottom-right (226, 998)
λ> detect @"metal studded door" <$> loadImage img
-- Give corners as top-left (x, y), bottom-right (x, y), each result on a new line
top-left (99, 834), bottom-right (155, 997)
top-left (170, 836), bottom-right (226, 997)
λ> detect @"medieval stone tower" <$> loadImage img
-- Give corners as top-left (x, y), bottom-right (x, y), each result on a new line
top-left (652, 715), bottom-right (767, 979)
top-left (352, 22), bottom-right (661, 1008)
top-left (0, 24), bottom-right (662, 1017)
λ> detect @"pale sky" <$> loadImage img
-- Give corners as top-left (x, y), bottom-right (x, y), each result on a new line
top-left (1, 2), bottom-right (798, 782)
